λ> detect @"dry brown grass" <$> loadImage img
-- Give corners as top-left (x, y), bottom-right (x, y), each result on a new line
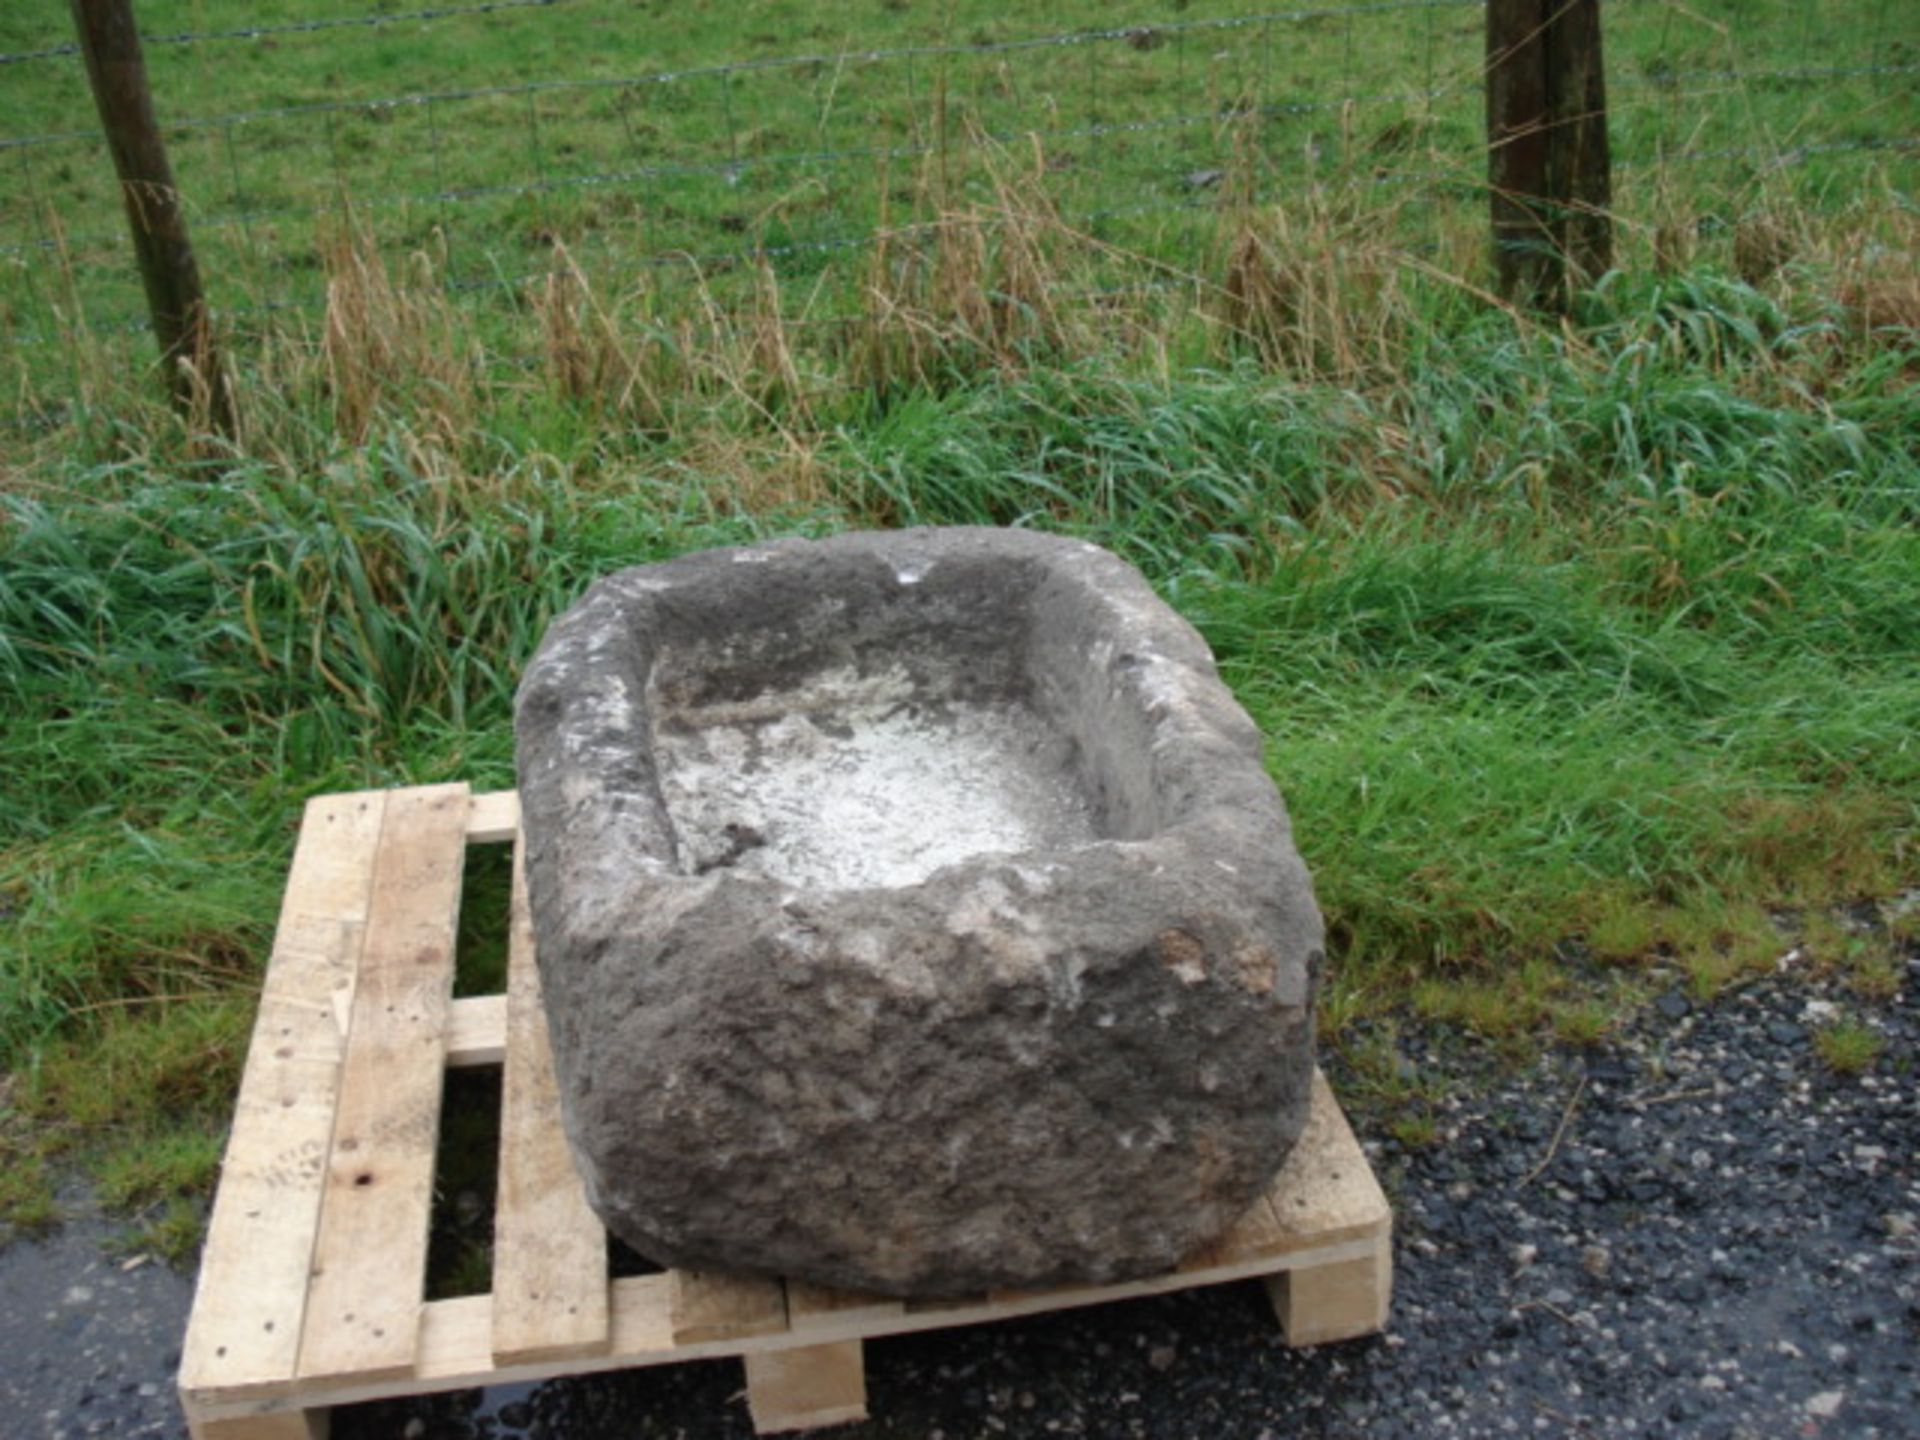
top-left (1211, 115), bottom-right (1429, 386)
top-left (849, 133), bottom-right (1090, 393)
top-left (319, 219), bottom-right (474, 446)
top-left (529, 243), bottom-right (689, 432)
top-left (6, 129), bottom-right (1913, 503)
top-left (1833, 209), bottom-right (1920, 347)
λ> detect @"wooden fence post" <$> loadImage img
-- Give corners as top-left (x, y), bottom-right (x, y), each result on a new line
top-left (69, 0), bottom-right (232, 431)
top-left (1546, 0), bottom-right (1611, 288)
top-left (1486, 0), bottom-right (1611, 309)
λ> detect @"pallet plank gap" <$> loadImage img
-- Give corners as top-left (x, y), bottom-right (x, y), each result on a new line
top-left (1178, 1187), bottom-right (1291, 1273)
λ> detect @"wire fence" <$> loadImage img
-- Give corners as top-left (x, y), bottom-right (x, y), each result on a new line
top-left (2, 0), bottom-right (1914, 352)
top-left (1, 1), bottom-right (570, 66)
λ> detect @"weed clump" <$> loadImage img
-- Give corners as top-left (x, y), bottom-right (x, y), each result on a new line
top-left (1, 105), bottom-right (1916, 1247)
top-left (1814, 1019), bottom-right (1887, 1077)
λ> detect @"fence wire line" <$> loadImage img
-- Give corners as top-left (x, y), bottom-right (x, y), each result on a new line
top-left (1, 0), bottom-right (1489, 151)
top-left (0, 0), bottom-right (565, 67)
top-left (10, 131), bottom-right (1913, 349)
top-left (5, 2), bottom-right (1914, 340)
top-left (6, 46), bottom-right (1916, 156)
top-left (0, 0), bottom-right (1713, 69)
top-left (0, 82), bottom-right (1441, 259)
top-left (7, 54), bottom-right (1915, 262)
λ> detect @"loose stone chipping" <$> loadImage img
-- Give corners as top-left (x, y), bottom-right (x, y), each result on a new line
top-left (655, 671), bottom-right (1096, 892)
top-left (515, 527), bottom-right (1325, 1296)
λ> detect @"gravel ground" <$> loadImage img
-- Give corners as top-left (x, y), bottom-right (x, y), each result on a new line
top-left (7, 950), bottom-right (1914, 1440)
top-left (1, 1184), bottom-right (197, 1440)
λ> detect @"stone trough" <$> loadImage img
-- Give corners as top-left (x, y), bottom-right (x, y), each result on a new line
top-left (515, 527), bottom-right (1324, 1297)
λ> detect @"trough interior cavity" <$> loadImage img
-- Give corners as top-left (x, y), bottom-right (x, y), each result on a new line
top-left (653, 665), bottom-right (1099, 892)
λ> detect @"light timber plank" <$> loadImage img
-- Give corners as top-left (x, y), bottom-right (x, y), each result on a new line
top-left (490, 839), bottom-right (611, 1366)
top-left (1263, 1071), bottom-right (1393, 1253)
top-left (465, 789), bottom-right (520, 844)
top-left (205, 1232), bottom-right (1384, 1417)
top-left (1178, 1187), bottom-right (1291, 1273)
top-left (1266, 1238), bottom-right (1393, 1346)
top-left (744, 1341), bottom-right (868, 1433)
top-left (444, 994), bottom-right (506, 1068)
top-left (784, 1282), bottom-right (904, 1335)
top-left (188, 1408), bottom-right (331, 1440)
top-left (180, 791), bottom-right (388, 1405)
top-left (295, 784), bottom-right (471, 1385)
top-left (184, 829), bottom-right (1393, 1430)
top-left (670, 1269), bottom-right (790, 1346)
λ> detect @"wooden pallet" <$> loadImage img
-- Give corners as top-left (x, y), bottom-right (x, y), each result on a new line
top-left (179, 785), bottom-right (1392, 1439)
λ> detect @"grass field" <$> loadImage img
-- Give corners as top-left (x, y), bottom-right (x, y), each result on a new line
top-left (0, 2), bottom-right (1917, 1258)
top-left (3, 0), bottom-right (1915, 348)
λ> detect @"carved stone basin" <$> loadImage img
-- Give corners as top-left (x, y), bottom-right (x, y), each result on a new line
top-left (515, 527), bottom-right (1324, 1296)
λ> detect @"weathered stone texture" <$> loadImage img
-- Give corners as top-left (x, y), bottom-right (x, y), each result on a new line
top-left (516, 528), bottom-right (1323, 1296)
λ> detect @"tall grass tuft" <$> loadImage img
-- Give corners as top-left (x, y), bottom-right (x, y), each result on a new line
top-left (319, 220), bottom-right (477, 446)
top-left (1, 129), bottom-right (1916, 1234)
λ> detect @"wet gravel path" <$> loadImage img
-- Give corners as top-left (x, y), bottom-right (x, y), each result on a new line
top-left (1, 1185), bottom-right (196, 1440)
top-left (8, 954), bottom-right (1914, 1439)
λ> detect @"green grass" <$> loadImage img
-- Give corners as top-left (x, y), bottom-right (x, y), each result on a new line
top-left (0, 2), bottom-right (1916, 1247)
top-left (4, 254), bottom-right (1916, 1236)
top-left (1814, 1016), bottom-right (1888, 1075)
top-left (2, 0), bottom-right (1914, 352)
top-left (0, 1134), bottom-right (59, 1234)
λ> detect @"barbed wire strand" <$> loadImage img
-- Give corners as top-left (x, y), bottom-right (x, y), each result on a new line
top-left (0, 83), bottom-right (1440, 258)
top-left (4, 0), bottom-right (1914, 344)
top-left (0, 0), bottom-right (565, 66)
top-left (11, 0), bottom-right (1674, 69)
top-left (8, 130), bottom-right (1911, 349)
top-left (8, 53), bottom-right (1913, 263)
top-left (1, 0), bottom-right (1490, 149)
top-left (6, 49), bottom-right (1913, 158)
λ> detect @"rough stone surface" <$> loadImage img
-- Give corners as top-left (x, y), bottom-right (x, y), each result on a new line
top-left (514, 527), bottom-right (1324, 1296)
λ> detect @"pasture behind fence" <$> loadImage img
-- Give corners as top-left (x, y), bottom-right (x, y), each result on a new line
top-left (2, 0), bottom-right (1914, 363)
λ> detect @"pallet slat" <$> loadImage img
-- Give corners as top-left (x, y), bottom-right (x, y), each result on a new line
top-left (263, 1233), bottom-right (1388, 1415)
top-left (671, 1269), bottom-right (791, 1345)
top-left (785, 1282), bottom-right (905, 1334)
top-left (1266, 1071), bottom-right (1392, 1251)
top-left (180, 792), bottom-right (389, 1400)
top-left (490, 839), bottom-right (611, 1366)
top-left (295, 784), bottom-right (471, 1385)
top-left (185, 786), bottom-right (1391, 1435)
top-left (192, 1106), bottom-right (1386, 1420)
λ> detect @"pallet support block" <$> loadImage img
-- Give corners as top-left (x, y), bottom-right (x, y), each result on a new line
top-left (180, 787), bottom-right (1390, 1438)
top-left (188, 1408), bottom-right (331, 1440)
top-left (1265, 1238), bottom-right (1393, 1347)
top-left (745, 1340), bottom-right (869, 1433)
